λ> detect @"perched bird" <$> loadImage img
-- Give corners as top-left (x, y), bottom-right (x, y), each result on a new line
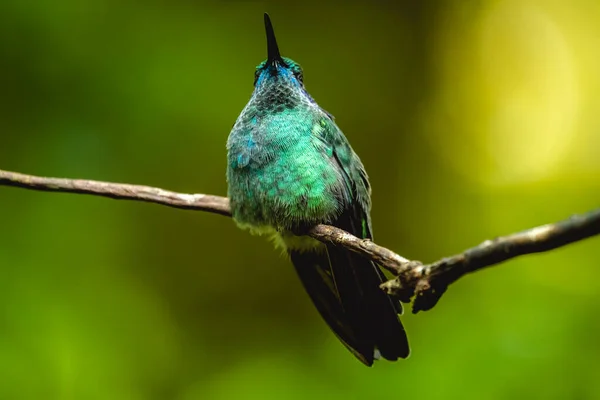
top-left (226, 14), bottom-right (409, 365)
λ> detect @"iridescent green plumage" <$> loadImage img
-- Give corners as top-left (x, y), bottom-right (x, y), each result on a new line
top-left (226, 14), bottom-right (409, 365)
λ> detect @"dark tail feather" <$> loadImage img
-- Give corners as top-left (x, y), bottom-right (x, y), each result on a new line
top-left (289, 249), bottom-right (375, 365)
top-left (326, 244), bottom-right (410, 361)
top-left (290, 246), bottom-right (409, 365)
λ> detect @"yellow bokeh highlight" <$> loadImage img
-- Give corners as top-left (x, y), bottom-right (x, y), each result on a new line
top-left (427, 0), bottom-right (600, 187)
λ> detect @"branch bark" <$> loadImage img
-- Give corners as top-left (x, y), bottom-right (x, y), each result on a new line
top-left (1, 168), bottom-right (599, 313)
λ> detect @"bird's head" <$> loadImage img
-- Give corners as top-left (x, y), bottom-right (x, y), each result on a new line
top-left (253, 14), bottom-right (305, 90)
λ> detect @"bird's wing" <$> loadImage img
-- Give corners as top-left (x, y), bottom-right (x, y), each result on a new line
top-left (317, 116), bottom-right (409, 359)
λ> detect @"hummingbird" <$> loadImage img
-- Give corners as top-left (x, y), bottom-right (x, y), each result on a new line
top-left (226, 14), bottom-right (409, 365)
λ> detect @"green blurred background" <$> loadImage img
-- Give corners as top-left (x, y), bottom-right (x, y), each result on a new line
top-left (1, 1), bottom-right (599, 399)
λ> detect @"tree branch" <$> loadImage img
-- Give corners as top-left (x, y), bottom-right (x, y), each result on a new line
top-left (1, 168), bottom-right (598, 313)
top-left (0, 169), bottom-right (232, 216)
top-left (380, 208), bottom-right (600, 312)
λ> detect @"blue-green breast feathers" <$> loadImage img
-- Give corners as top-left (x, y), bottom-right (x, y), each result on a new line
top-left (226, 59), bottom-right (371, 246)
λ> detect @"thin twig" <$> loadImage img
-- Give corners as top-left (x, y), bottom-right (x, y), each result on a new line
top-left (1, 168), bottom-right (598, 313)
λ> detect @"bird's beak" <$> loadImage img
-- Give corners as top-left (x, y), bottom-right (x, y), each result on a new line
top-left (264, 13), bottom-right (283, 66)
